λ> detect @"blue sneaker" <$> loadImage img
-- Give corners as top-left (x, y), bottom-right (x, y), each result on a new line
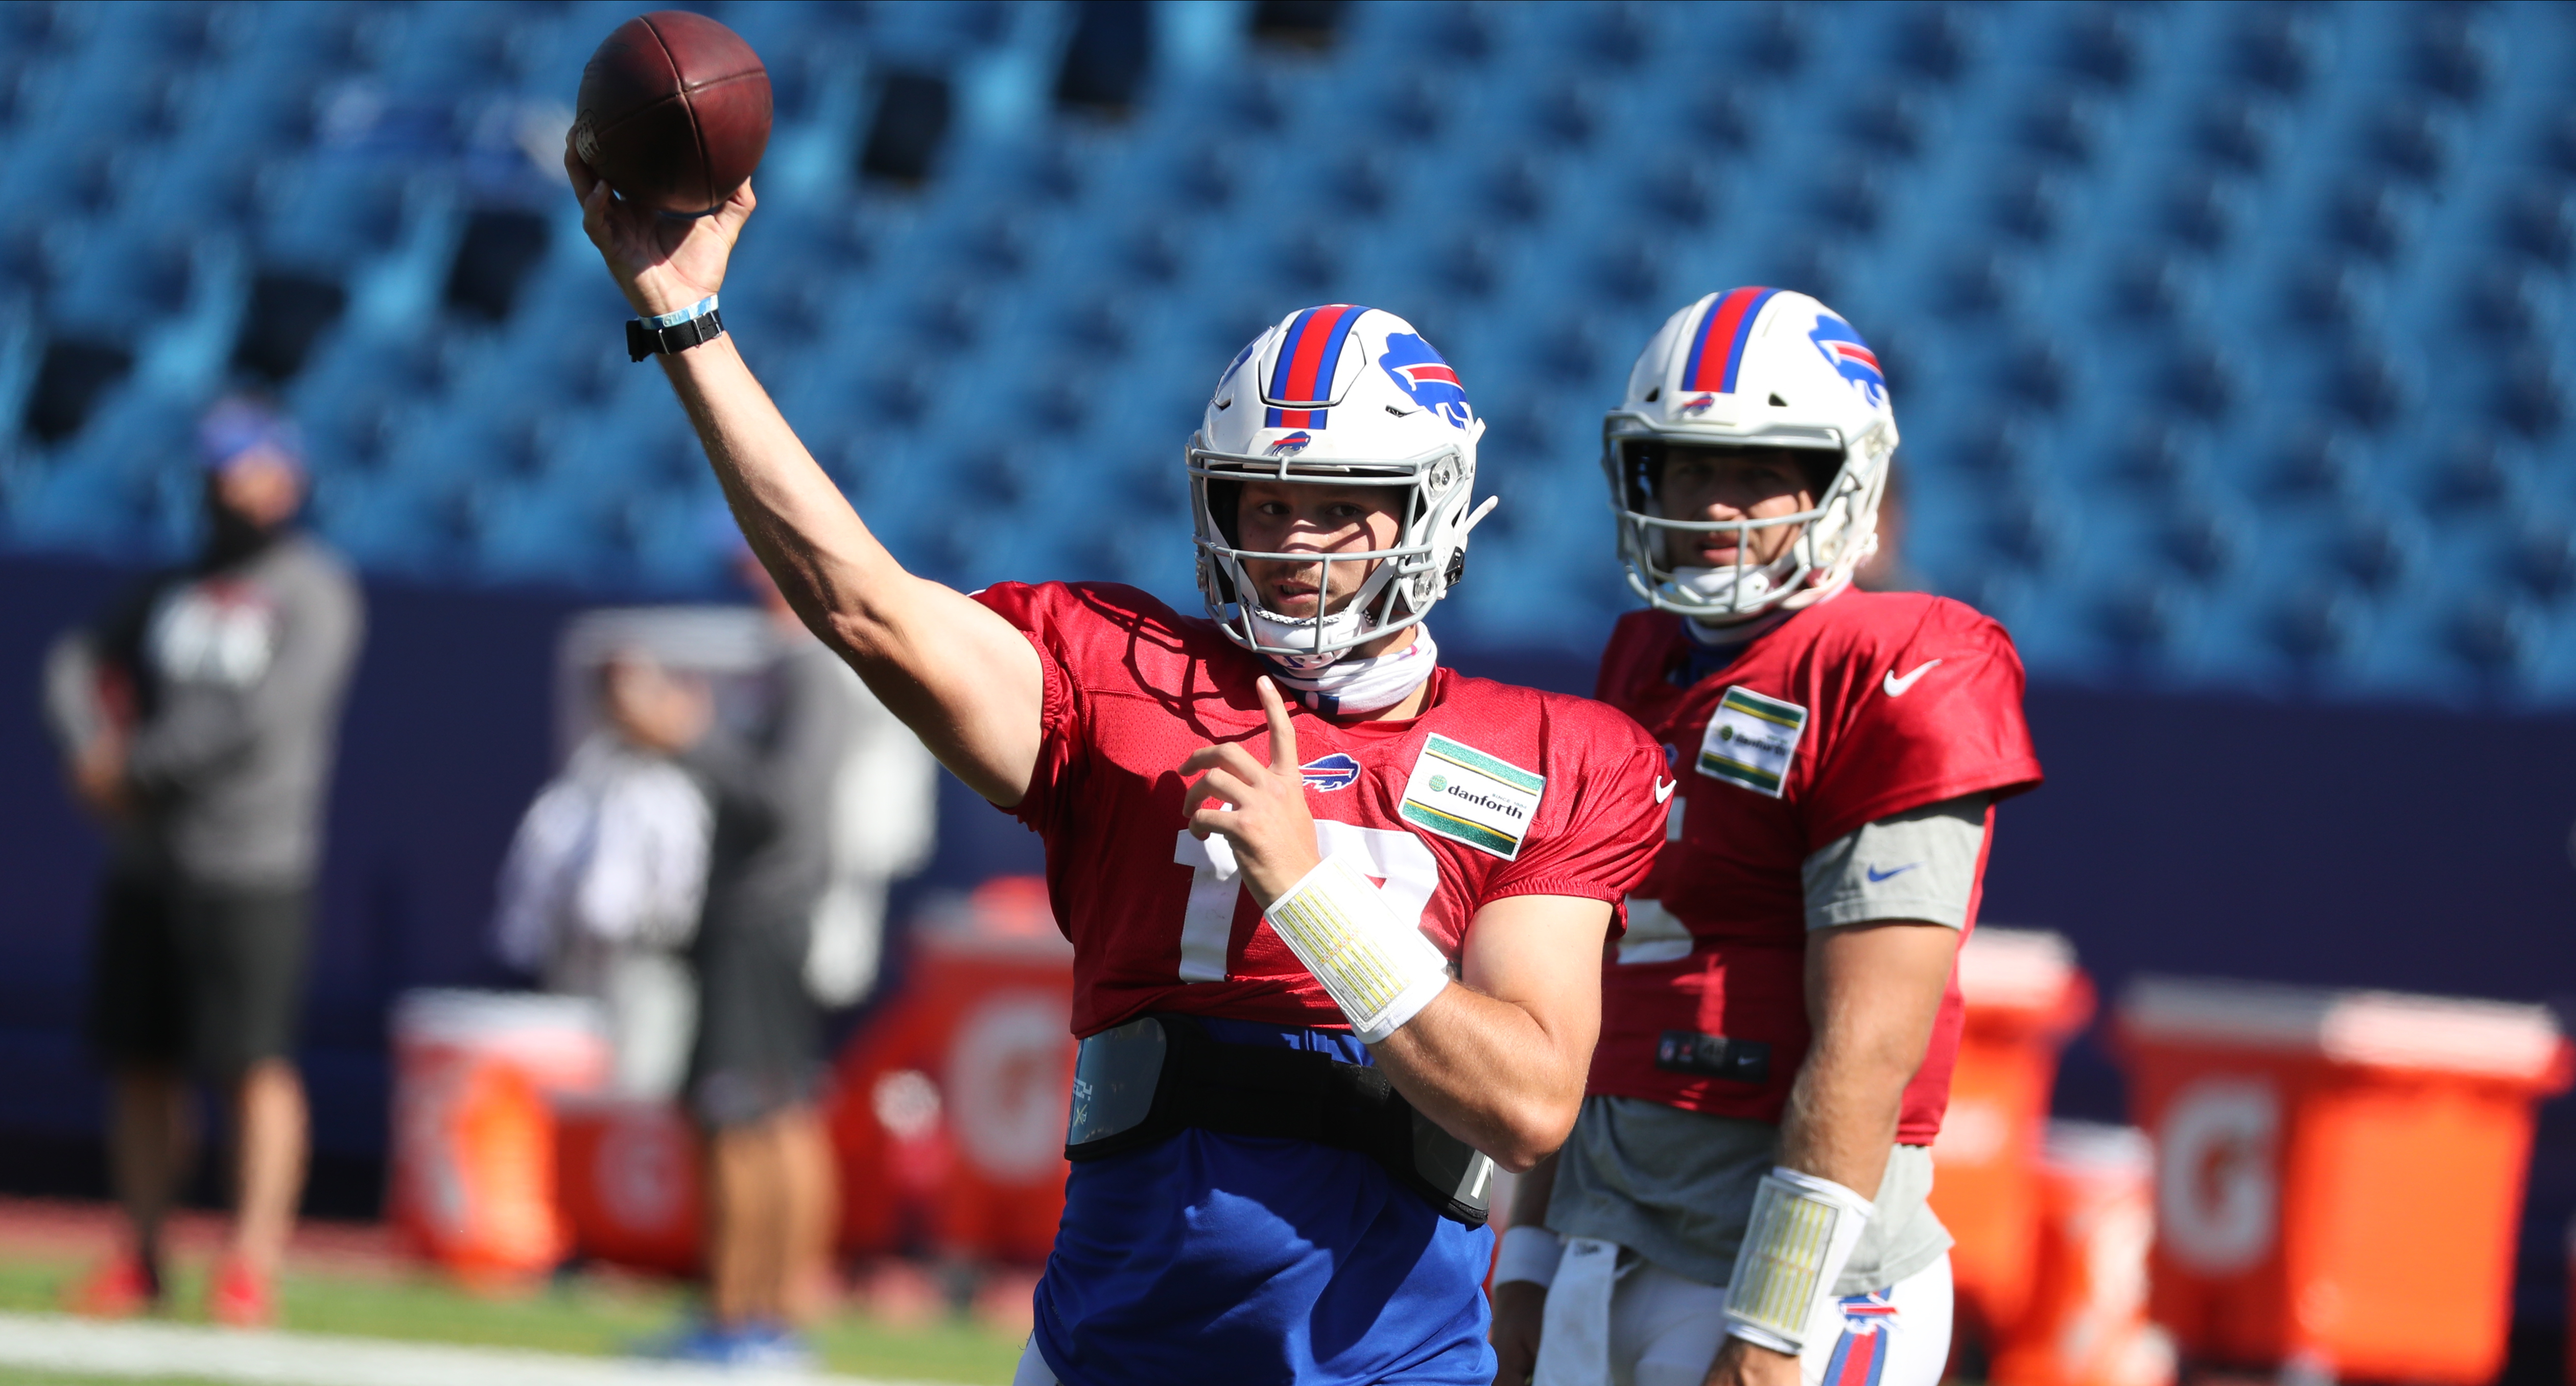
top-left (741, 1322), bottom-right (820, 1370)
top-left (628, 1318), bottom-right (776, 1366)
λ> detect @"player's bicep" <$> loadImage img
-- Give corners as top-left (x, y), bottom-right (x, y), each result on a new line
top-left (831, 574), bottom-right (1048, 808)
top-left (1459, 893), bottom-right (1613, 1057)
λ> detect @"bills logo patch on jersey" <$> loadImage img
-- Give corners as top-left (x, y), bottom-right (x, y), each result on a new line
top-left (1698, 685), bottom-right (1808, 798)
top-left (1378, 332), bottom-right (1475, 429)
top-left (1399, 734), bottom-right (1544, 859)
top-left (1264, 430), bottom-right (1314, 458)
top-left (1808, 314), bottom-right (1887, 410)
top-left (1299, 752), bottom-right (1361, 791)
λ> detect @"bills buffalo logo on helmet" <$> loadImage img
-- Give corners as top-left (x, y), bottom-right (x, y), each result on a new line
top-left (1299, 752), bottom-right (1362, 791)
top-left (1377, 332), bottom-right (1475, 429)
top-left (1265, 431), bottom-right (1314, 458)
top-left (1676, 393), bottom-right (1718, 416)
top-left (1807, 314), bottom-right (1887, 410)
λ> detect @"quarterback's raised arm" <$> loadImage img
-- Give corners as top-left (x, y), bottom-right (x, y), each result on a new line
top-left (567, 149), bottom-right (1042, 805)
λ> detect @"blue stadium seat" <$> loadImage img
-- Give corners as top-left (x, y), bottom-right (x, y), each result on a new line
top-left (1, 0), bottom-right (2570, 701)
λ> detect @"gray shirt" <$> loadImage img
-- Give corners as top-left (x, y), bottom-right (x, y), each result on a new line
top-left (680, 633), bottom-right (864, 940)
top-left (60, 532), bottom-right (365, 888)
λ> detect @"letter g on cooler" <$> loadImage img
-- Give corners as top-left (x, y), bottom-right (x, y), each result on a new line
top-left (2156, 1076), bottom-right (2279, 1274)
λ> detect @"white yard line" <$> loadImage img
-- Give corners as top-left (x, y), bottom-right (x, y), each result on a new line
top-left (0, 1313), bottom-right (950, 1386)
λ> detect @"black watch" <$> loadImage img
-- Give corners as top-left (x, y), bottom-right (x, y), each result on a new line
top-left (628, 307), bottom-right (726, 362)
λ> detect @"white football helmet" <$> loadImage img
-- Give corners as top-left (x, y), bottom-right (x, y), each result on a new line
top-left (1190, 304), bottom-right (1496, 666)
top-left (1603, 288), bottom-right (1900, 624)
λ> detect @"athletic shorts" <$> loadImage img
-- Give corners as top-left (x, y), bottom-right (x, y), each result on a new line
top-left (87, 870), bottom-right (311, 1083)
top-left (1534, 1246), bottom-right (1953, 1386)
top-left (1029, 1018), bottom-right (1496, 1386)
top-left (686, 906), bottom-right (821, 1130)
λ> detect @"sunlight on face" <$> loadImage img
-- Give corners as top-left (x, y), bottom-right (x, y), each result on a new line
top-left (1236, 480), bottom-right (1402, 618)
top-left (1653, 445), bottom-right (1817, 570)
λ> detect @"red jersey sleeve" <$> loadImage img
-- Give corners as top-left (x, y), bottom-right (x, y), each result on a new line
top-left (1484, 701), bottom-right (1667, 920)
top-left (970, 582), bottom-right (1084, 833)
top-left (1804, 599), bottom-right (2043, 846)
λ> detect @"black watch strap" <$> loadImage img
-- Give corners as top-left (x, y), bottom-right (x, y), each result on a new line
top-left (627, 307), bottom-right (726, 362)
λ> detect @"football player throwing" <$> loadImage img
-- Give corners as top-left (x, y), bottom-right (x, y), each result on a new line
top-left (570, 160), bottom-right (1668, 1386)
top-left (1488, 289), bottom-right (2043, 1386)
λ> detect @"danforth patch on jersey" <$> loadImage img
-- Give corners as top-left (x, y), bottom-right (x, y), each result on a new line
top-left (1697, 685), bottom-right (1808, 797)
top-left (1400, 734), bottom-right (1545, 860)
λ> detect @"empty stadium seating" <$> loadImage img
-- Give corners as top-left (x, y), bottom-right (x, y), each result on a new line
top-left (0, 0), bottom-right (2568, 706)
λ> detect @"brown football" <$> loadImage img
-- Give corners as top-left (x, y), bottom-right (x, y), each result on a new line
top-left (571, 11), bottom-right (771, 216)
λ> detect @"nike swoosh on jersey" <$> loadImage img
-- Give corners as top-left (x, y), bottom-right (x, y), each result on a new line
top-left (1865, 864), bottom-right (1920, 883)
top-left (1655, 778), bottom-right (1677, 803)
top-left (1882, 659), bottom-right (1943, 696)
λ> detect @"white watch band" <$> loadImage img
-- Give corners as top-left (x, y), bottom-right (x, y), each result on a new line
top-left (1492, 1224), bottom-right (1566, 1289)
top-left (1263, 855), bottom-right (1451, 1044)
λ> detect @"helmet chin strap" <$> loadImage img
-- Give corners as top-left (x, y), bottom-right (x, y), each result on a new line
top-left (1671, 563), bottom-right (1776, 608)
top-left (1261, 625), bottom-right (1440, 716)
top-left (1243, 604), bottom-right (1375, 673)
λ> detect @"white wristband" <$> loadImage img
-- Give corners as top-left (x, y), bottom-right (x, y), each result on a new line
top-left (643, 293), bottom-right (719, 328)
top-left (1263, 855), bottom-right (1451, 1044)
top-left (1492, 1224), bottom-right (1566, 1289)
top-left (1722, 1167), bottom-right (1874, 1353)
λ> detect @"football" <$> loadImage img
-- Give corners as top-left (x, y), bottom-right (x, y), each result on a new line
top-left (570, 10), bottom-right (771, 216)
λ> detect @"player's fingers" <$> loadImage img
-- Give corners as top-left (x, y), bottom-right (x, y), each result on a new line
top-left (562, 143), bottom-right (598, 200)
top-left (1191, 765), bottom-right (1259, 813)
top-left (1179, 739), bottom-right (1268, 785)
top-left (577, 175), bottom-right (613, 243)
top-left (1257, 677), bottom-right (1298, 775)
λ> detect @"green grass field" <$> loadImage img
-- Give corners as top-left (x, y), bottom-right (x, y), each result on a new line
top-left (0, 1257), bottom-right (1025, 1384)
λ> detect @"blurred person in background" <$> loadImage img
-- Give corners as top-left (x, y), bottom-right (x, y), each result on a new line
top-left (604, 546), bottom-right (935, 1368)
top-left (43, 397), bottom-right (366, 1327)
top-left (1488, 291), bottom-right (2040, 1386)
top-left (493, 657), bottom-right (713, 1103)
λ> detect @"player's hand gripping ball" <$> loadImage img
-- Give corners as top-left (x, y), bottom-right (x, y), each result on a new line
top-left (570, 10), bottom-right (771, 216)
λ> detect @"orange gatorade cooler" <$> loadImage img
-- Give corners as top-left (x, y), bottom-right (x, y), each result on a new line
top-left (1989, 1121), bottom-right (2175, 1386)
top-left (829, 878), bottom-right (1075, 1264)
top-left (388, 990), bottom-right (610, 1284)
top-left (2117, 977), bottom-right (2571, 1383)
top-left (1928, 927), bottom-right (2095, 1338)
top-left (552, 1096), bottom-right (703, 1276)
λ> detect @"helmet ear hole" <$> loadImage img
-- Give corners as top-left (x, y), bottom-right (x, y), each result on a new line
top-left (1768, 393), bottom-right (1788, 407)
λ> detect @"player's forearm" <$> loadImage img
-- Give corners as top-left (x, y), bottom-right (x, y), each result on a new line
top-left (1773, 1038), bottom-right (1910, 1199)
top-left (655, 338), bottom-right (1044, 804)
top-left (1373, 984), bottom-right (1590, 1172)
top-left (656, 338), bottom-right (905, 645)
top-left (1775, 920), bottom-right (1958, 1193)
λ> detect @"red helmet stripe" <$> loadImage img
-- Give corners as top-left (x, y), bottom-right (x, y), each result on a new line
top-left (1270, 303), bottom-right (1362, 410)
top-left (1681, 286), bottom-right (1779, 394)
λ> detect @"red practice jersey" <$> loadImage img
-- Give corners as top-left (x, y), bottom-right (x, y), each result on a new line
top-left (977, 582), bottom-right (1669, 1038)
top-left (1591, 589), bottom-right (2042, 1141)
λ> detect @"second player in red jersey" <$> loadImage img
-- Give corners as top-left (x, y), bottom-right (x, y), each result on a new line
top-left (1589, 588), bottom-right (2040, 1139)
top-left (1491, 289), bottom-right (2040, 1386)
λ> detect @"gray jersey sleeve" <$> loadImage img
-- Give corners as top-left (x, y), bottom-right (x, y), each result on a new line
top-left (1801, 794), bottom-right (1989, 931)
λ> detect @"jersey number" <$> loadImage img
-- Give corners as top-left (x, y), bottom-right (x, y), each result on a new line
top-left (1169, 823), bottom-right (1439, 982)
